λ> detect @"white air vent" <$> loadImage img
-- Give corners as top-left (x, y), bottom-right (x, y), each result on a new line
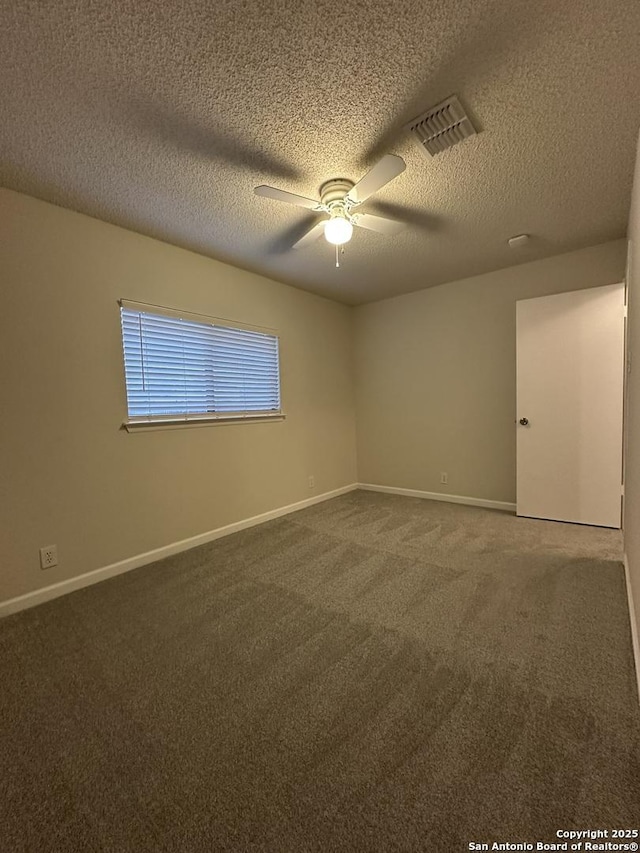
top-left (406, 95), bottom-right (477, 157)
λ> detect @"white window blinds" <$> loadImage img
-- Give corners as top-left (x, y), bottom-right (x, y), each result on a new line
top-left (120, 302), bottom-right (281, 423)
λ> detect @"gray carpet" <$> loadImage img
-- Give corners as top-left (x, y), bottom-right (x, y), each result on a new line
top-left (1, 491), bottom-right (638, 852)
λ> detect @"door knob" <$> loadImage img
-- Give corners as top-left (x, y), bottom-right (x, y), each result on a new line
top-left (519, 417), bottom-right (529, 426)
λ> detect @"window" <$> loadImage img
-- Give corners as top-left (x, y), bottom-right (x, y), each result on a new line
top-left (119, 300), bottom-right (281, 428)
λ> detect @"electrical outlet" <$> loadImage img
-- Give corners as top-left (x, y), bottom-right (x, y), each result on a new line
top-left (440, 472), bottom-right (448, 485)
top-left (39, 545), bottom-right (58, 570)
top-left (308, 475), bottom-right (315, 490)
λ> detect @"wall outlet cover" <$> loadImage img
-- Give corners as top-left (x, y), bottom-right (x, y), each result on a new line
top-left (39, 545), bottom-right (58, 569)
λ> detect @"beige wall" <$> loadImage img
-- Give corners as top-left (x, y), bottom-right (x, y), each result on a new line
top-left (0, 189), bottom-right (356, 602)
top-left (354, 240), bottom-right (627, 503)
top-left (624, 133), bottom-right (640, 651)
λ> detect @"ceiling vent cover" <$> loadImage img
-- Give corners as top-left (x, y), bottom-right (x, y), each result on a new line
top-left (406, 95), bottom-right (477, 157)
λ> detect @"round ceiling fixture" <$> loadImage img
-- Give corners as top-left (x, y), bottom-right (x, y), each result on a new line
top-left (324, 213), bottom-right (353, 246)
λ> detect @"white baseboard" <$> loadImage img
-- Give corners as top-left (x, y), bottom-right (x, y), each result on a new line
top-left (623, 554), bottom-right (640, 705)
top-left (0, 483), bottom-right (358, 619)
top-left (358, 482), bottom-right (516, 513)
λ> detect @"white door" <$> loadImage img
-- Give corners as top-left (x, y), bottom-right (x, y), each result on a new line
top-left (516, 283), bottom-right (624, 527)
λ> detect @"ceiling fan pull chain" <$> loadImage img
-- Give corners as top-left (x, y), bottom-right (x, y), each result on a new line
top-left (335, 244), bottom-right (340, 268)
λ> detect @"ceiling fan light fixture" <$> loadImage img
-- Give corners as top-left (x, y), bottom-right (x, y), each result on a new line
top-left (324, 214), bottom-right (353, 246)
top-left (254, 154), bottom-right (406, 252)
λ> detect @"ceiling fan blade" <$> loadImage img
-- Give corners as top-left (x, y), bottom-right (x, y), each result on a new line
top-left (367, 200), bottom-right (442, 230)
top-left (353, 213), bottom-right (406, 236)
top-left (292, 220), bottom-right (326, 249)
top-left (346, 154), bottom-right (406, 204)
top-left (255, 185), bottom-right (320, 210)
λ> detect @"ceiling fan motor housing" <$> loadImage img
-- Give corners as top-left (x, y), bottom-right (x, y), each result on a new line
top-left (319, 178), bottom-right (355, 208)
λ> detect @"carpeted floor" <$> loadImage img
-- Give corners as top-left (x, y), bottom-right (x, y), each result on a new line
top-left (1, 491), bottom-right (639, 852)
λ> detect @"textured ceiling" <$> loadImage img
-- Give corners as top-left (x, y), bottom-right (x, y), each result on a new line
top-left (1, 0), bottom-right (640, 304)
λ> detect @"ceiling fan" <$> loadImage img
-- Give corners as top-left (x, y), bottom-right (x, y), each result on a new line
top-left (254, 154), bottom-right (407, 256)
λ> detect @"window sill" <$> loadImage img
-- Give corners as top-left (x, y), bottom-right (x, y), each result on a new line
top-left (122, 413), bottom-right (286, 432)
